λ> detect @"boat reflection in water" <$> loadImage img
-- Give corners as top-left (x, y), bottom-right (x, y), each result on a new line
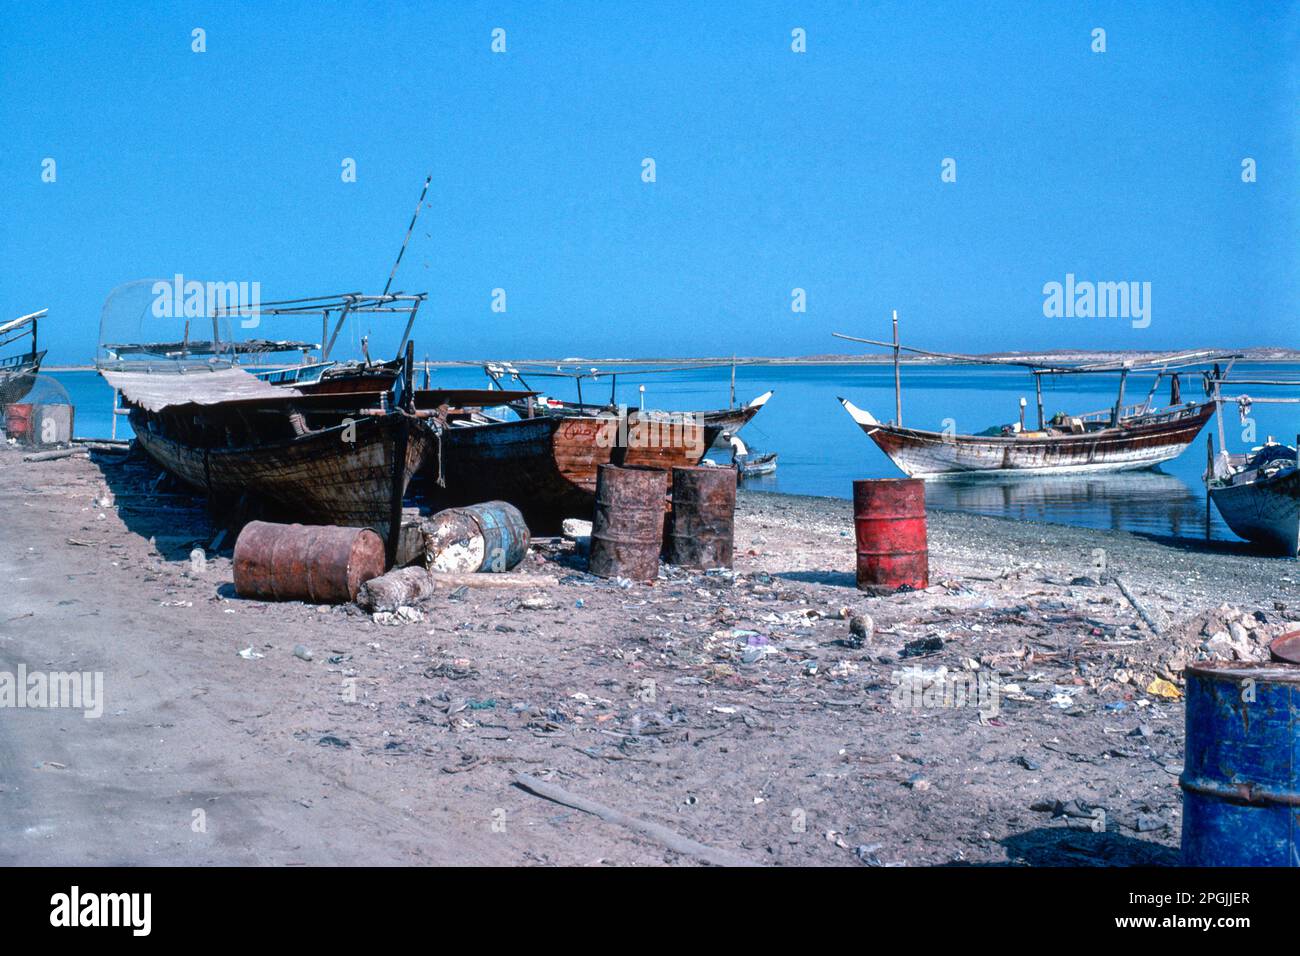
top-left (923, 469), bottom-right (1213, 540)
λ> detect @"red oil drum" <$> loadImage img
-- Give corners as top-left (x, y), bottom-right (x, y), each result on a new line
top-left (233, 521), bottom-right (386, 603)
top-left (667, 466), bottom-right (736, 569)
top-left (853, 478), bottom-right (928, 591)
top-left (4, 403), bottom-right (33, 443)
top-left (589, 464), bottom-right (666, 583)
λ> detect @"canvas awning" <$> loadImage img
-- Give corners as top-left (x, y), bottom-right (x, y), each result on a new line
top-left (100, 366), bottom-right (303, 413)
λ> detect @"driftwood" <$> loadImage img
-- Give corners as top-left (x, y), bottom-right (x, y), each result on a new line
top-left (430, 570), bottom-right (554, 589)
top-left (1109, 573), bottom-right (1161, 635)
top-left (357, 567), bottom-right (557, 612)
top-left (356, 567), bottom-right (437, 612)
top-left (513, 772), bottom-right (756, 867)
top-left (22, 448), bottom-right (88, 462)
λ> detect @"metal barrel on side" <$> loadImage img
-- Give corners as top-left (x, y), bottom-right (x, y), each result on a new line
top-left (853, 478), bottom-right (928, 591)
top-left (667, 466), bottom-right (736, 569)
top-left (233, 520), bottom-right (386, 603)
top-left (589, 464), bottom-right (666, 583)
top-left (1180, 661), bottom-right (1300, 866)
top-left (423, 501), bottom-right (531, 573)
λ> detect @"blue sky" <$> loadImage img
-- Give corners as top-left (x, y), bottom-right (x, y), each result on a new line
top-left (1, 1), bottom-right (1296, 364)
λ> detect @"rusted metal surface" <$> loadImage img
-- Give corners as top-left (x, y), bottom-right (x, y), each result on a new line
top-left (667, 466), bottom-right (736, 569)
top-left (233, 520), bottom-right (386, 603)
top-left (3, 403), bottom-right (33, 442)
top-left (1270, 630), bottom-right (1300, 665)
top-left (433, 412), bottom-right (705, 532)
top-left (1180, 661), bottom-right (1300, 865)
top-left (854, 478), bottom-right (929, 591)
top-left (589, 465), bottom-right (666, 582)
top-left (423, 501), bottom-right (531, 573)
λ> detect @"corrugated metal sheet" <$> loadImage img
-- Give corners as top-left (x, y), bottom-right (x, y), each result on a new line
top-left (101, 366), bottom-right (301, 412)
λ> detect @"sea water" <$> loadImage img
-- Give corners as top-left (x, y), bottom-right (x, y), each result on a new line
top-left (44, 363), bottom-right (1299, 543)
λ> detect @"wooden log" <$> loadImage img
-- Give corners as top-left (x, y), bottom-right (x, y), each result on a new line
top-left (1109, 572), bottom-right (1161, 635)
top-left (358, 567), bottom-right (556, 611)
top-left (22, 448), bottom-right (88, 462)
top-left (357, 566), bottom-right (436, 612)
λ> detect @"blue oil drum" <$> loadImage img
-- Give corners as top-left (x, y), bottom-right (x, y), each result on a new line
top-left (424, 501), bottom-right (530, 573)
top-left (1180, 661), bottom-right (1300, 866)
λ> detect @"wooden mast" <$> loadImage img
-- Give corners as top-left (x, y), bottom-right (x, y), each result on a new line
top-left (892, 309), bottom-right (902, 426)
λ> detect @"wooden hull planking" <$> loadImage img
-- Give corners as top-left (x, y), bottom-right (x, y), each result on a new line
top-left (132, 409), bottom-right (433, 532)
top-left (840, 399), bottom-right (1214, 477)
top-left (434, 413), bottom-right (707, 528)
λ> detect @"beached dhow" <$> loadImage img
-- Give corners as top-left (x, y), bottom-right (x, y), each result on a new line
top-left (1202, 372), bottom-right (1300, 556)
top-left (101, 361), bottom-right (436, 535)
top-left (0, 309), bottom-right (47, 407)
top-left (833, 319), bottom-right (1229, 477)
top-left (99, 293), bottom-right (437, 547)
top-left (421, 392), bottom-right (709, 529)
top-left (1207, 440), bottom-right (1299, 557)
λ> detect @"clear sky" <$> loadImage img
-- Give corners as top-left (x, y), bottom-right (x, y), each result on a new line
top-left (2, 1), bottom-right (1296, 365)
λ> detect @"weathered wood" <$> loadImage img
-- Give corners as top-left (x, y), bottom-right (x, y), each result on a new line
top-left (513, 772), bottom-right (756, 867)
top-left (22, 448), bottom-right (87, 462)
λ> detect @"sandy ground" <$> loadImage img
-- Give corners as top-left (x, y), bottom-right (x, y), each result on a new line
top-left (1, 444), bottom-right (1296, 866)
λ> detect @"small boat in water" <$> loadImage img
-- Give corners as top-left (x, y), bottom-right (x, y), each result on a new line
top-left (0, 309), bottom-right (47, 407)
top-left (736, 451), bottom-right (778, 478)
top-left (833, 317), bottom-right (1231, 478)
top-left (1208, 441), bottom-right (1300, 557)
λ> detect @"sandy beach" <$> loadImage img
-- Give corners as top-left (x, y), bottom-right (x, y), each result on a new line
top-left (1, 444), bottom-right (1296, 866)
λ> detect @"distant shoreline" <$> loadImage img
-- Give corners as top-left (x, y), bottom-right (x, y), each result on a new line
top-left (43, 347), bottom-right (1300, 373)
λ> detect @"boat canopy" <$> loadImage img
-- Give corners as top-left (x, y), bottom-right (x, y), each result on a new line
top-left (0, 309), bottom-right (44, 349)
top-left (102, 366), bottom-right (303, 413)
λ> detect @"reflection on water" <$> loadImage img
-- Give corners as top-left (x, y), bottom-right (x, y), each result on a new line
top-left (923, 469), bottom-right (1214, 540)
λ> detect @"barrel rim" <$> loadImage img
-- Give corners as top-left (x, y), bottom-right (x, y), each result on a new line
top-left (1269, 630), bottom-right (1300, 665)
top-left (1184, 660), bottom-right (1300, 684)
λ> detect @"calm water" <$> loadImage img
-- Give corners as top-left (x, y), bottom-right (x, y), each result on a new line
top-left (40, 362), bottom-right (1300, 543)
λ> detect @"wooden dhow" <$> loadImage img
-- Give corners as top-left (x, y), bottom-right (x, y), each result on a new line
top-left (833, 317), bottom-right (1231, 478)
top-left (100, 337), bottom-right (436, 556)
top-left (423, 394), bottom-right (709, 530)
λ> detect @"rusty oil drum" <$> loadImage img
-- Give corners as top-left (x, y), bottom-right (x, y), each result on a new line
top-left (1180, 661), bottom-right (1300, 866)
top-left (4, 403), bottom-right (33, 443)
top-left (233, 520), bottom-right (386, 603)
top-left (667, 466), bottom-right (736, 569)
top-left (589, 464), bottom-right (666, 583)
top-left (853, 478), bottom-right (928, 591)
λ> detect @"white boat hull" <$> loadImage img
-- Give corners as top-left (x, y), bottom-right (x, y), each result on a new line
top-left (838, 398), bottom-right (1214, 478)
